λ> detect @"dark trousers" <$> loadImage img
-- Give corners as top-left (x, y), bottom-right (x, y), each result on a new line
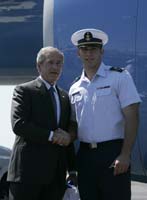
top-left (77, 139), bottom-right (131, 200)
top-left (9, 180), bottom-right (65, 200)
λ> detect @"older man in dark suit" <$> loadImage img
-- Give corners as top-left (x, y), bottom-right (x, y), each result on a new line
top-left (7, 46), bottom-right (77, 200)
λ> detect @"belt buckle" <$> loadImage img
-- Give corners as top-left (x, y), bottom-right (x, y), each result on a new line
top-left (89, 142), bottom-right (97, 149)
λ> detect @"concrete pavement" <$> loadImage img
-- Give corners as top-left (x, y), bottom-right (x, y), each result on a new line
top-left (131, 181), bottom-right (147, 200)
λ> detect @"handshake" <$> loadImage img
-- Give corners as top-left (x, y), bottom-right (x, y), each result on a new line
top-left (51, 128), bottom-right (72, 146)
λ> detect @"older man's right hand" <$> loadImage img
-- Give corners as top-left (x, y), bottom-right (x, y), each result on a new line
top-left (52, 128), bottom-right (71, 146)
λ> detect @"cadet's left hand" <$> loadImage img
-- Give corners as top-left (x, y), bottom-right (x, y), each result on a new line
top-left (110, 153), bottom-right (130, 176)
top-left (52, 128), bottom-right (71, 146)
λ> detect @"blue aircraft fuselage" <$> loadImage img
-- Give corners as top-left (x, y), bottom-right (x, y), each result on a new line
top-left (0, 0), bottom-right (147, 181)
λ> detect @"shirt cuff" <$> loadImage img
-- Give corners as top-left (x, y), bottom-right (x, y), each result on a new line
top-left (68, 171), bottom-right (78, 176)
top-left (48, 131), bottom-right (54, 141)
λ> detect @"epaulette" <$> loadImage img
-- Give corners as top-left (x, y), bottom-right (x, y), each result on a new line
top-left (71, 76), bottom-right (81, 85)
top-left (110, 67), bottom-right (125, 73)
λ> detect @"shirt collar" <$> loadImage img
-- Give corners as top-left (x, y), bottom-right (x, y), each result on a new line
top-left (39, 76), bottom-right (56, 90)
top-left (80, 62), bottom-right (107, 81)
top-left (96, 62), bottom-right (107, 77)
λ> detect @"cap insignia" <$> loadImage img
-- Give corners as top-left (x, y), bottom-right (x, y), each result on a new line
top-left (84, 32), bottom-right (93, 41)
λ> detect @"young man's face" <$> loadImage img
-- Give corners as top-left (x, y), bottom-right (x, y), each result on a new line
top-left (78, 46), bottom-right (104, 67)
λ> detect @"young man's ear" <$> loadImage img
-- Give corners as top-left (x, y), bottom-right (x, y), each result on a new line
top-left (77, 49), bottom-right (80, 57)
top-left (101, 48), bottom-right (104, 54)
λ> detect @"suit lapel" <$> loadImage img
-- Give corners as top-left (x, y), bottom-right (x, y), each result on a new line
top-left (56, 87), bottom-right (68, 126)
top-left (35, 78), bottom-right (57, 129)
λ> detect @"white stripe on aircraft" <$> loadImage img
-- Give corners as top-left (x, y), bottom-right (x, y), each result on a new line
top-left (43, 0), bottom-right (54, 46)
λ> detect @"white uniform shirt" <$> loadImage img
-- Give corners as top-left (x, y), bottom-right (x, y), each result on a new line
top-left (69, 62), bottom-right (141, 143)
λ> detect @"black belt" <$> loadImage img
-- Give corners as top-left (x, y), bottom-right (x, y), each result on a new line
top-left (80, 139), bottom-right (123, 149)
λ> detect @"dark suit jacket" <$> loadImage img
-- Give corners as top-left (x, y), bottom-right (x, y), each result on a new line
top-left (7, 78), bottom-right (76, 186)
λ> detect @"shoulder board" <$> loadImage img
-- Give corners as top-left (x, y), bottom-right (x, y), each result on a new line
top-left (71, 76), bottom-right (81, 85)
top-left (110, 67), bottom-right (125, 73)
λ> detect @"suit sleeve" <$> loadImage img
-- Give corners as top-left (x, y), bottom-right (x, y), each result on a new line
top-left (66, 114), bottom-right (78, 172)
top-left (11, 85), bottom-right (50, 144)
top-left (66, 143), bottom-right (77, 172)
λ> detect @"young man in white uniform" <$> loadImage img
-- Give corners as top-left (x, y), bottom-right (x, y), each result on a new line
top-left (69, 28), bottom-right (141, 200)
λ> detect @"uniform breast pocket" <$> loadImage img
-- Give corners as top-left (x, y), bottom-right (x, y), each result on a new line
top-left (96, 88), bottom-right (111, 96)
